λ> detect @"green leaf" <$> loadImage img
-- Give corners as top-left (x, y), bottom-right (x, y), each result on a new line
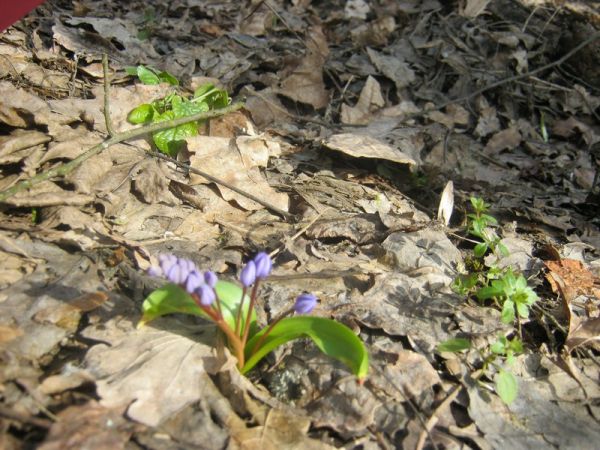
top-left (242, 316), bottom-right (369, 380)
top-left (125, 66), bottom-right (139, 76)
top-left (490, 338), bottom-right (507, 355)
top-left (436, 338), bottom-right (471, 353)
top-left (139, 281), bottom-right (256, 336)
top-left (158, 71), bottom-right (179, 86)
top-left (137, 65), bottom-right (160, 85)
top-left (127, 103), bottom-right (155, 124)
top-left (477, 281), bottom-right (505, 300)
top-left (497, 242), bottom-right (509, 257)
top-left (495, 369), bottom-right (518, 404)
top-left (480, 214), bottom-right (498, 226)
top-left (501, 300), bottom-right (515, 324)
top-left (474, 242), bottom-right (488, 258)
top-left (516, 302), bottom-right (530, 319)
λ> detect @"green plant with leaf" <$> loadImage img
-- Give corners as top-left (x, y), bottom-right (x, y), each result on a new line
top-left (126, 66), bottom-right (230, 157)
top-left (477, 268), bottom-right (538, 324)
top-left (139, 252), bottom-right (369, 381)
top-left (452, 197), bottom-right (538, 324)
top-left (437, 335), bottom-right (523, 405)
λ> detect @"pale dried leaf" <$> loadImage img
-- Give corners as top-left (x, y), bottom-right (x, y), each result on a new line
top-left (279, 26), bottom-right (329, 109)
top-left (460, 0), bottom-right (491, 18)
top-left (323, 133), bottom-right (416, 167)
top-left (188, 135), bottom-right (289, 212)
top-left (341, 76), bottom-right (385, 125)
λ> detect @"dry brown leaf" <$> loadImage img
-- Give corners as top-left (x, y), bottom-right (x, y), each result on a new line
top-left (545, 259), bottom-right (600, 299)
top-left (38, 401), bottom-right (130, 450)
top-left (341, 75), bottom-right (385, 125)
top-left (427, 104), bottom-right (470, 129)
top-left (367, 47), bottom-right (415, 91)
top-left (245, 87), bottom-right (289, 128)
top-left (188, 135), bottom-right (289, 212)
top-left (279, 26), bottom-right (330, 109)
top-left (484, 126), bottom-right (521, 154)
top-left (460, 0), bottom-right (491, 18)
top-left (323, 133), bottom-right (417, 167)
top-left (0, 81), bottom-right (53, 127)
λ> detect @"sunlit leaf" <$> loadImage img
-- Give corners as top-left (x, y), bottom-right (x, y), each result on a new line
top-left (127, 103), bottom-right (155, 124)
top-left (139, 281), bottom-right (256, 336)
top-left (496, 369), bottom-right (518, 404)
top-left (501, 300), bottom-right (515, 324)
top-left (242, 316), bottom-right (369, 380)
top-left (137, 65), bottom-right (160, 85)
top-left (158, 71), bottom-right (179, 86)
top-left (474, 242), bottom-right (488, 258)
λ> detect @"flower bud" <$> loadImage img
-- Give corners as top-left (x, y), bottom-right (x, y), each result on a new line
top-left (185, 270), bottom-right (204, 294)
top-left (294, 293), bottom-right (317, 314)
top-left (159, 254), bottom-right (178, 275)
top-left (253, 252), bottom-right (272, 279)
top-left (204, 271), bottom-right (218, 288)
top-left (240, 260), bottom-right (256, 287)
top-left (196, 284), bottom-right (216, 306)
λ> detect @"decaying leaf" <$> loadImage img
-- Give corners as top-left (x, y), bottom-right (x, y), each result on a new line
top-left (279, 26), bottom-right (330, 109)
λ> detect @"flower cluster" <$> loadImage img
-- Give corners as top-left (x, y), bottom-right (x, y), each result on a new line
top-left (147, 251), bottom-right (318, 369)
top-left (149, 254), bottom-right (218, 306)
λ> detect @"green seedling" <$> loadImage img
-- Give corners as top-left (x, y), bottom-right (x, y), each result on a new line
top-left (477, 268), bottom-right (538, 324)
top-left (126, 67), bottom-right (229, 156)
top-left (437, 335), bottom-right (523, 405)
top-left (139, 252), bottom-right (369, 382)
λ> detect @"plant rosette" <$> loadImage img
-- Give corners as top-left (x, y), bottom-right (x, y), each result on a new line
top-left (139, 252), bottom-right (369, 381)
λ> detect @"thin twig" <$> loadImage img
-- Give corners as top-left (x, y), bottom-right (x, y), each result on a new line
top-left (0, 102), bottom-right (244, 203)
top-left (146, 151), bottom-right (295, 221)
top-left (102, 54), bottom-right (116, 137)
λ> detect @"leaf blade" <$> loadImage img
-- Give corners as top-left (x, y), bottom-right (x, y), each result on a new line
top-left (242, 316), bottom-right (369, 380)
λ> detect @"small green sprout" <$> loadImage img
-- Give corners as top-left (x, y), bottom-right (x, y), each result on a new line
top-left (139, 253), bottom-right (369, 382)
top-left (477, 269), bottom-right (538, 324)
top-left (126, 68), bottom-right (230, 156)
top-left (437, 334), bottom-right (523, 405)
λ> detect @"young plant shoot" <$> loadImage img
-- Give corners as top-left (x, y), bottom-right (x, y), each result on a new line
top-left (140, 252), bottom-right (369, 381)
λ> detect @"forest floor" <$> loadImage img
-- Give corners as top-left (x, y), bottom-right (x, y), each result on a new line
top-left (1, 0), bottom-right (599, 449)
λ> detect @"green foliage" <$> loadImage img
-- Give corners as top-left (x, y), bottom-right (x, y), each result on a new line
top-left (477, 269), bottom-right (538, 324)
top-left (445, 196), bottom-right (539, 405)
top-left (126, 67), bottom-right (230, 156)
top-left (139, 282), bottom-right (257, 336)
top-left (495, 369), bottom-right (518, 404)
top-left (242, 316), bottom-right (369, 379)
top-left (140, 278), bottom-right (369, 381)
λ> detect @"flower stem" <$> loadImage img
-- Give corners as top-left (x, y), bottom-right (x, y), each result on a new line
top-left (241, 282), bottom-right (260, 345)
top-left (235, 287), bottom-right (247, 336)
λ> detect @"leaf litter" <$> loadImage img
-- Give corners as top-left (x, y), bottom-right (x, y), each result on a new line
top-left (1, 0), bottom-right (600, 448)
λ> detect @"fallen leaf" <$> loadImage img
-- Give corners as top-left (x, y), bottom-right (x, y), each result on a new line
top-left (484, 126), bottom-right (521, 154)
top-left (322, 133), bottom-right (416, 167)
top-left (341, 76), bottom-right (385, 125)
top-left (279, 26), bottom-right (330, 109)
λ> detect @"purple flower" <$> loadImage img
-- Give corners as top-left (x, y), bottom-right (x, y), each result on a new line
top-left (240, 260), bottom-right (256, 287)
top-left (162, 256), bottom-right (198, 285)
top-left (294, 293), bottom-right (317, 314)
top-left (253, 252), bottom-right (272, 279)
top-left (185, 270), bottom-right (204, 294)
top-left (204, 271), bottom-right (218, 288)
top-left (159, 254), bottom-right (178, 275)
top-left (196, 284), bottom-right (216, 306)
